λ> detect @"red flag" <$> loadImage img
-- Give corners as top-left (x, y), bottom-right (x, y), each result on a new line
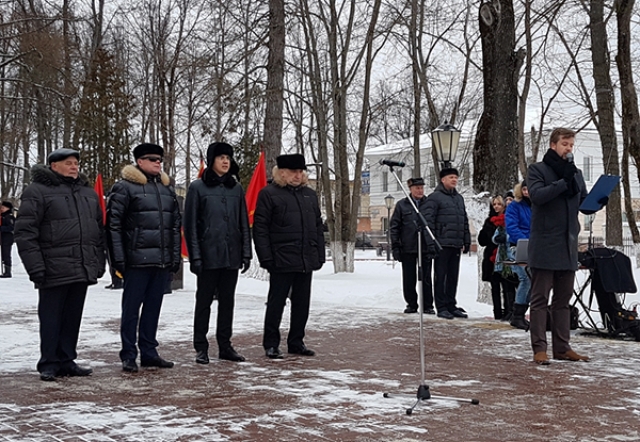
top-left (181, 227), bottom-right (189, 259)
top-left (93, 173), bottom-right (106, 225)
top-left (245, 151), bottom-right (267, 227)
top-left (197, 154), bottom-right (205, 179)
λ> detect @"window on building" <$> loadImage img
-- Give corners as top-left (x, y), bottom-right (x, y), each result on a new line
top-left (382, 171), bottom-right (388, 192)
top-left (583, 215), bottom-right (592, 231)
top-left (462, 165), bottom-right (470, 186)
top-left (583, 156), bottom-right (592, 182)
top-left (396, 169), bottom-right (403, 191)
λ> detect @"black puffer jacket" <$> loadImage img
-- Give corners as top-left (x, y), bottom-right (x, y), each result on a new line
top-left (183, 169), bottom-right (251, 270)
top-left (477, 209), bottom-right (498, 282)
top-left (253, 171), bottom-right (325, 273)
top-left (15, 165), bottom-right (105, 289)
top-left (107, 165), bottom-right (181, 270)
top-left (389, 196), bottom-right (434, 255)
top-left (424, 183), bottom-right (470, 249)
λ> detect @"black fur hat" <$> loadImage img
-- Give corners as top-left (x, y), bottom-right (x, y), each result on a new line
top-left (206, 142), bottom-right (234, 167)
top-left (133, 143), bottom-right (164, 160)
top-left (439, 167), bottom-right (459, 179)
top-left (1, 201), bottom-right (12, 210)
top-left (407, 177), bottom-right (425, 187)
top-left (276, 154), bottom-right (306, 170)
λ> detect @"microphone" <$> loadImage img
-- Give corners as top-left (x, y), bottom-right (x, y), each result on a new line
top-left (379, 159), bottom-right (406, 168)
top-left (566, 153), bottom-right (574, 163)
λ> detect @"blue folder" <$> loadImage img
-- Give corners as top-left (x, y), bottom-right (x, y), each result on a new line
top-left (579, 175), bottom-right (621, 214)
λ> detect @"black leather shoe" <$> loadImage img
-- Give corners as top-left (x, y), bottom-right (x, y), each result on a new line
top-left (65, 364), bottom-right (93, 377)
top-left (219, 347), bottom-right (246, 362)
top-left (423, 308), bottom-right (436, 315)
top-left (404, 306), bottom-right (418, 314)
top-left (288, 346), bottom-right (315, 356)
top-left (122, 359), bottom-right (139, 372)
top-left (141, 357), bottom-right (174, 368)
top-left (265, 347), bottom-right (283, 359)
top-left (437, 311), bottom-right (455, 320)
top-left (40, 370), bottom-right (57, 382)
top-left (451, 309), bottom-right (468, 318)
top-left (195, 350), bottom-right (209, 364)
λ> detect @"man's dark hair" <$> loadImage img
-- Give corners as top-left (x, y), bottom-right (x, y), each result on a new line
top-left (549, 128), bottom-right (576, 145)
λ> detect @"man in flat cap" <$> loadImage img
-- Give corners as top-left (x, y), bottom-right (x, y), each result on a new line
top-left (390, 177), bottom-right (437, 315)
top-left (253, 153), bottom-right (325, 359)
top-left (184, 141), bottom-right (252, 364)
top-left (107, 143), bottom-right (182, 373)
top-left (0, 200), bottom-right (15, 278)
top-left (424, 167), bottom-right (470, 320)
top-left (15, 148), bottom-right (105, 381)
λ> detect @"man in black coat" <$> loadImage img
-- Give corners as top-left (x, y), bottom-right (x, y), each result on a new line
top-left (107, 143), bottom-right (182, 373)
top-left (389, 177), bottom-right (437, 314)
top-left (527, 127), bottom-right (589, 365)
top-left (184, 142), bottom-right (252, 364)
top-left (425, 167), bottom-right (471, 320)
top-left (0, 200), bottom-right (15, 278)
top-left (15, 148), bottom-right (105, 381)
top-left (253, 153), bottom-right (325, 359)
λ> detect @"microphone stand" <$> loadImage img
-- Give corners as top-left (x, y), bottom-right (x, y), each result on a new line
top-left (381, 164), bottom-right (479, 414)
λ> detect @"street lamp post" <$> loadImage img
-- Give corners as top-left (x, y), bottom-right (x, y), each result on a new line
top-left (431, 121), bottom-right (461, 168)
top-left (384, 194), bottom-right (395, 261)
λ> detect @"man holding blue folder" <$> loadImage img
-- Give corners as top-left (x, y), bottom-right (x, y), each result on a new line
top-left (527, 128), bottom-right (589, 365)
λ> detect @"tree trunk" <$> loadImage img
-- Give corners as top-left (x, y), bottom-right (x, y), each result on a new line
top-left (589, 0), bottom-right (623, 248)
top-left (473, 0), bottom-right (520, 195)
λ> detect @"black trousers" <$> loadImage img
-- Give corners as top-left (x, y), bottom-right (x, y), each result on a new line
top-left (37, 282), bottom-right (88, 373)
top-left (1, 243), bottom-right (12, 267)
top-left (433, 247), bottom-right (462, 313)
top-left (490, 273), bottom-right (516, 319)
top-left (120, 267), bottom-right (169, 361)
top-left (263, 272), bottom-right (313, 351)
top-left (401, 254), bottom-right (433, 310)
top-left (193, 268), bottom-right (239, 352)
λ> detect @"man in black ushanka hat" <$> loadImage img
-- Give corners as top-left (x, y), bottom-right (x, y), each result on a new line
top-left (184, 141), bottom-right (252, 364)
top-left (253, 153), bottom-right (325, 359)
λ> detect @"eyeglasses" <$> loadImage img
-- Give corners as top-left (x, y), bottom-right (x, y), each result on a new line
top-left (141, 156), bottom-right (163, 163)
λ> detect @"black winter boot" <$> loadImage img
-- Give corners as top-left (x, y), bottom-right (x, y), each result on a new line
top-left (0, 265), bottom-right (10, 278)
top-left (510, 303), bottom-right (530, 331)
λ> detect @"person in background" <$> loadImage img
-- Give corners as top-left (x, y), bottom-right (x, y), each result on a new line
top-left (504, 181), bottom-right (532, 330)
top-left (184, 142), bottom-right (252, 364)
top-left (107, 143), bottom-right (182, 373)
top-left (527, 127), bottom-right (588, 365)
top-left (390, 177), bottom-right (437, 315)
top-left (425, 167), bottom-right (471, 320)
top-left (0, 201), bottom-right (15, 278)
top-left (15, 148), bottom-right (105, 381)
top-left (478, 196), bottom-right (515, 321)
top-left (253, 153), bottom-right (325, 359)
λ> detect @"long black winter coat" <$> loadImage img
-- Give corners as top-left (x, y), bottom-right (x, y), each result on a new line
top-left (107, 165), bottom-right (181, 270)
top-left (183, 169), bottom-right (251, 270)
top-left (0, 210), bottom-right (14, 245)
top-left (527, 157), bottom-right (587, 271)
top-left (15, 165), bottom-right (105, 289)
top-left (477, 211), bottom-right (498, 282)
top-left (424, 183), bottom-right (471, 249)
top-left (389, 196), bottom-right (434, 255)
top-left (253, 172), bottom-right (325, 273)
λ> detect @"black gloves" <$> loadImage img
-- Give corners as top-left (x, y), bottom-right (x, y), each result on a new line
top-left (462, 244), bottom-right (471, 254)
top-left (171, 262), bottom-right (182, 274)
top-left (494, 233), bottom-right (507, 244)
top-left (30, 271), bottom-right (46, 285)
top-left (598, 196), bottom-right (609, 206)
top-left (190, 260), bottom-right (202, 275)
top-left (241, 259), bottom-right (251, 274)
top-left (563, 162), bottom-right (577, 182)
top-left (392, 248), bottom-right (401, 262)
top-left (425, 244), bottom-right (438, 260)
top-left (113, 263), bottom-right (126, 277)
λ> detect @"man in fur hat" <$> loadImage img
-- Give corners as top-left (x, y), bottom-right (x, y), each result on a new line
top-left (424, 167), bottom-right (471, 320)
top-left (183, 142), bottom-right (252, 364)
top-left (15, 148), bottom-right (105, 381)
top-left (0, 200), bottom-right (15, 278)
top-left (107, 143), bottom-right (182, 373)
top-left (253, 153), bottom-right (325, 359)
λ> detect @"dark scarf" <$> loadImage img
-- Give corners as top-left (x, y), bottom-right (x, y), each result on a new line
top-left (542, 148), bottom-right (579, 198)
top-left (202, 168), bottom-right (236, 188)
